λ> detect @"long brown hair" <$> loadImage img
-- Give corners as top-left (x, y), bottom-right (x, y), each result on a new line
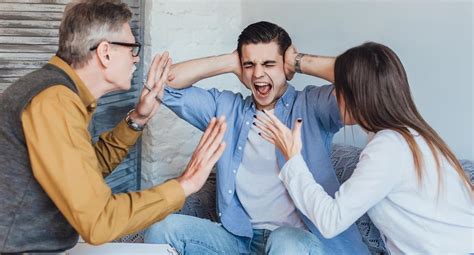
top-left (334, 42), bottom-right (472, 193)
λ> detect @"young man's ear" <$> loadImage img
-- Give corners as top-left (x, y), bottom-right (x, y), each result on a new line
top-left (96, 41), bottom-right (111, 68)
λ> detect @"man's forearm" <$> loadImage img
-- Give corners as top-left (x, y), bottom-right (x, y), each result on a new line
top-left (299, 54), bottom-right (336, 83)
top-left (167, 53), bottom-right (237, 89)
top-left (297, 54), bottom-right (335, 83)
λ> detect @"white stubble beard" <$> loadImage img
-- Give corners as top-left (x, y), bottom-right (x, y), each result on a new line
top-left (129, 64), bottom-right (137, 79)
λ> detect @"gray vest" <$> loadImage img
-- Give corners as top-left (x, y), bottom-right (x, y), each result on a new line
top-left (0, 64), bottom-right (80, 253)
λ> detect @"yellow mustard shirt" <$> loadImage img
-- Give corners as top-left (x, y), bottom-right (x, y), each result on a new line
top-left (20, 56), bottom-right (185, 244)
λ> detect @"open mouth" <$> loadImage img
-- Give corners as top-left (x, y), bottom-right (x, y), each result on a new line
top-left (254, 82), bottom-right (272, 97)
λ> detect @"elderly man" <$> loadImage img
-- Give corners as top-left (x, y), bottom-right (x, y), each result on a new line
top-left (0, 0), bottom-right (226, 253)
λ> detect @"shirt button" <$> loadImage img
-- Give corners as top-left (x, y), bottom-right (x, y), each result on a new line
top-left (219, 213), bottom-right (222, 217)
top-left (238, 146), bottom-right (242, 150)
top-left (228, 190), bottom-right (232, 194)
top-left (286, 103), bottom-right (289, 107)
top-left (246, 121), bottom-right (250, 125)
top-left (233, 169), bottom-right (236, 174)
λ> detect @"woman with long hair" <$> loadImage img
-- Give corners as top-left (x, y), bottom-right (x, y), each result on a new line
top-left (255, 42), bottom-right (473, 254)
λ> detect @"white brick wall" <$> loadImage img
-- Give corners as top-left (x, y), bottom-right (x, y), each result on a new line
top-left (141, 0), bottom-right (244, 188)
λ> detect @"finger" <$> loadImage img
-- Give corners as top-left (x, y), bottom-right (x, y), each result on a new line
top-left (257, 125), bottom-right (276, 143)
top-left (154, 57), bottom-right (172, 95)
top-left (203, 120), bottom-right (227, 159)
top-left (293, 118), bottom-right (303, 136)
top-left (142, 54), bottom-right (164, 102)
top-left (196, 117), bottom-right (217, 149)
top-left (258, 131), bottom-right (275, 145)
top-left (292, 118), bottom-right (303, 144)
top-left (139, 82), bottom-right (148, 101)
top-left (200, 116), bottom-right (226, 152)
top-left (148, 57), bottom-right (171, 103)
top-left (253, 121), bottom-right (275, 140)
top-left (189, 119), bottom-right (225, 178)
top-left (158, 55), bottom-right (171, 84)
top-left (141, 88), bottom-right (157, 106)
top-left (191, 141), bottom-right (226, 181)
top-left (146, 53), bottom-right (162, 88)
top-left (191, 119), bottom-right (225, 175)
top-left (142, 57), bottom-right (171, 105)
top-left (254, 114), bottom-right (278, 136)
top-left (261, 110), bottom-right (287, 132)
top-left (206, 142), bottom-right (226, 166)
top-left (140, 54), bottom-right (161, 101)
top-left (148, 57), bottom-right (170, 102)
top-left (153, 51), bottom-right (169, 83)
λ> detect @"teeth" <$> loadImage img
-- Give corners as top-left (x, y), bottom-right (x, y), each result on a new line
top-left (255, 84), bottom-right (271, 96)
top-left (254, 82), bottom-right (269, 87)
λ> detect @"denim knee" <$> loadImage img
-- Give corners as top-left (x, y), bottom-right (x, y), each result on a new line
top-left (266, 227), bottom-right (324, 255)
top-left (144, 214), bottom-right (240, 255)
top-left (144, 214), bottom-right (189, 244)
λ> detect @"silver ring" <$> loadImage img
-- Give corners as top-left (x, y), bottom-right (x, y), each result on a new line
top-left (143, 79), bottom-right (152, 91)
top-left (142, 80), bottom-right (162, 103)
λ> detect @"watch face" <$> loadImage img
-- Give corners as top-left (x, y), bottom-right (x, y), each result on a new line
top-left (126, 114), bottom-right (144, 131)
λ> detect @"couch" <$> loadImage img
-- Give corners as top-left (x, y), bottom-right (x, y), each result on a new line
top-left (116, 144), bottom-right (474, 255)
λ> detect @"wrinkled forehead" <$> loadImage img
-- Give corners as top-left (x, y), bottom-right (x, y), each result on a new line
top-left (241, 42), bottom-right (283, 63)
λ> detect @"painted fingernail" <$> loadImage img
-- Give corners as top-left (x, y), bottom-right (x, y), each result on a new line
top-left (253, 122), bottom-right (256, 126)
top-left (262, 109), bottom-right (266, 113)
top-left (297, 118), bottom-right (302, 122)
top-left (253, 115), bottom-right (257, 118)
top-left (258, 132), bottom-right (262, 136)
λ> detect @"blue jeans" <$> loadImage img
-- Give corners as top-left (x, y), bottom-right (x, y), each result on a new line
top-left (144, 214), bottom-right (369, 255)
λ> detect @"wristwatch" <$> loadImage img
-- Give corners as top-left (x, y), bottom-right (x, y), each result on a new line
top-left (125, 109), bottom-right (145, 131)
top-left (295, 53), bottom-right (305, 74)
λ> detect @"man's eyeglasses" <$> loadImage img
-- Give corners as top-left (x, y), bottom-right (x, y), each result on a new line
top-left (90, 41), bottom-right (141, 57)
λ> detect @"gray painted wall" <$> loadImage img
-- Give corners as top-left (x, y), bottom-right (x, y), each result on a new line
top-left (242, 0), bottom-right (473, 159)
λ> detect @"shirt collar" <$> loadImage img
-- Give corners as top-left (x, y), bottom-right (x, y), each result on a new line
top-left (278, 83), bottom-right (297, 108)
top-left (48, 56), bottom-right (97, 111)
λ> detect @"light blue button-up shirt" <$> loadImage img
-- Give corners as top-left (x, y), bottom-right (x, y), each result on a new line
top-left (163, 84), bottom-right (364, 252)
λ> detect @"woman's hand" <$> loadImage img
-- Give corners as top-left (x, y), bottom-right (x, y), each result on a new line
top-left (254, 110), bottom-right (303, 161)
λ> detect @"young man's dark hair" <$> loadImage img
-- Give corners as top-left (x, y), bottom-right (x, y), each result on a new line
top-left (237, 21), bottom-right (292, 58)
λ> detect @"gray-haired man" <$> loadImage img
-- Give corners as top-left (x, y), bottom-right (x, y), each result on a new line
top-left (0, 0), bottom-right (226, 253)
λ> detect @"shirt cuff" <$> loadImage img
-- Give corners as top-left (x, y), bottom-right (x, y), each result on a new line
top-left (152, 179), bottom-right (186, 212)
top-left (279, 153), bottom-right (307, 184)
top-left (109, 119), bottom-right (142, 146)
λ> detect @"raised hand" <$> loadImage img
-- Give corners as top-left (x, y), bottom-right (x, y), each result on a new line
top-left (177, 116), bottom-right (227, 197)
top-left (284, 44), bottom-right (298, 81)
top-left (254, 110), bottom-right (303, 161)
top-left (231, 50), bottom-right (244, 85)
top-left (133, 52), bottom-right (172, 124)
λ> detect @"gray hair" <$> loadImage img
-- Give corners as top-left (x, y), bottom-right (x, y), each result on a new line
top-left (56, 0), bottom-right (132, 68)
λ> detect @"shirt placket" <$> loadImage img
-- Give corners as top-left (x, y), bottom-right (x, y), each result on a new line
top-left (274, 98), bottom-right (291, 169)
